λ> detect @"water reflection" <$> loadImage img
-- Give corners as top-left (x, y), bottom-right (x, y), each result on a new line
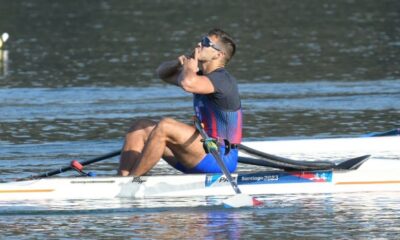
top-left (0, 49), bottom-right (8, 77)
top-left (127, 209), bottom-right (243, 239)
top-left (1, 192), bottom-right (399, 239)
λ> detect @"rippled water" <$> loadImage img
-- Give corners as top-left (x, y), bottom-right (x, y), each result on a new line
top-left (1, 0), bottom-right (400, 239)
top-left (1, 193), bottom-right (400, 239)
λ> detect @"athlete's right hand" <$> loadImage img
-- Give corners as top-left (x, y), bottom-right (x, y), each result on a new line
top-left (181, 48), bottom-right (199, 73)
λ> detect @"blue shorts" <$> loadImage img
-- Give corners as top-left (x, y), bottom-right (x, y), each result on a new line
top-left (174, 146), bottom-right (238, 174)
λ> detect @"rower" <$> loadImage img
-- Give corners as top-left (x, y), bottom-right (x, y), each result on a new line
top-left (118, 28), bottom-right (242, 176)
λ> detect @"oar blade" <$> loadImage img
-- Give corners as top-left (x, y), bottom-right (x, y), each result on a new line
top-left (222, 194), bottom-right (264, 208)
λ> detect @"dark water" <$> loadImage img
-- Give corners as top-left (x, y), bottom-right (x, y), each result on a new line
top-left (1, 0), bottom-right (400, 239)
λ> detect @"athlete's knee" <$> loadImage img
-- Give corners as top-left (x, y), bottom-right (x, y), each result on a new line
top-left (127, 119), bottom-right (156, 133)
top-left (155, 117), bottom-right (178, 135)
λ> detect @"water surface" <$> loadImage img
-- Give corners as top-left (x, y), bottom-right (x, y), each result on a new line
top-left (1, 0), bottom-right (399, 239)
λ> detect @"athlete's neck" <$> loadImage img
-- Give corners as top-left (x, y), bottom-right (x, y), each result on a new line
top-left (201, 61), bottom-right (224, 74)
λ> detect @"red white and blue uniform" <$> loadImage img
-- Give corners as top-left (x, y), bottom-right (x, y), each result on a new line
top-left (174, 68), bottom-right (242, 173)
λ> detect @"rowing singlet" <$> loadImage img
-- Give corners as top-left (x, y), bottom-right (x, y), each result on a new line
top-left (193, 68), bottom-right (242, 144)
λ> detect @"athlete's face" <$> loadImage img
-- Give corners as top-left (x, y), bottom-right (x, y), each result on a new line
top-left (196, 35), bottom-right (224, 62)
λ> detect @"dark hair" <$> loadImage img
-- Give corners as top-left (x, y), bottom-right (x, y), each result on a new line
top-left (208, 28), bottom-right (236, 64)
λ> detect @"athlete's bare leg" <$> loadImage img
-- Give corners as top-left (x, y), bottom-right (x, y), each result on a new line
top-left (129, 117), bottom-right (206, 176)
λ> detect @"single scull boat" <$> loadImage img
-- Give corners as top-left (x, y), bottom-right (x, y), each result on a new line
top-left (0, 135), bottom-right (399, 201)
top-left (1, 162), bottom-right (399, 200)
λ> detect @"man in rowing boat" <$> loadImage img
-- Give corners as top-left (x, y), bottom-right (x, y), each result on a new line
top-left (118, 28), bottom-right (242, 176)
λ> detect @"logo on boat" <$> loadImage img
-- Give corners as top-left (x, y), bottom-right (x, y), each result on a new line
top-left (240, 174), bottom-right (279, 182)
top-left (205, 174), bottom-right (237, 187)
top-left (131, 176), bottom-right (146, 184)
top-left (237, 171), bottom-right (333, 184)
top-left (311, 172), bottom-right (331, 182)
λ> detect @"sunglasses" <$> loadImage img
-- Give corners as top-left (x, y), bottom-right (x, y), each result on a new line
top-left (200, 36), bottom-right (222, 52)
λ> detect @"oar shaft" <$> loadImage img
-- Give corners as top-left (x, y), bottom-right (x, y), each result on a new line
top-left (194, 118), bottom-right (241, 194)
top-left (209, 147), bottom-right (241, 194)
top-left (21, 150), bottom-right (121, 181)
top-left (80, 150), bottom-right (121, 166)
top-left (238, 143), bottom-right (334, 167)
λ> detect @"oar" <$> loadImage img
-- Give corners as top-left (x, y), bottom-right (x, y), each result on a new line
top-left (18, 149), bottom-right (121, 181)
top-left (238, 143), bottom-right (334, 168)
top-left (193, 117), bottom-right (263, 208)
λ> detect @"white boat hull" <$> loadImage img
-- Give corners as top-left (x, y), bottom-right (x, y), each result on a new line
top-left (1, 167), bottom-right (400, 201)
top-left (1, 135), bottom-right (399, 201)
